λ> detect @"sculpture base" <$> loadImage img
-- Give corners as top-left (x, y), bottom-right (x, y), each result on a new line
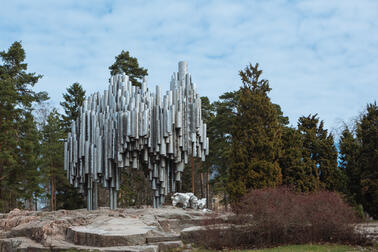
top-left (0, 206), bottom-right (222, 251)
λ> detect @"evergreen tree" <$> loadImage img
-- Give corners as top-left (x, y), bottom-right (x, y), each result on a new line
top-left (273, 103), bottom-right (289, 127)
top-left (210, 91), bottom-right (238, 206)
top-left (118, 170), bottom-right (152, 207)
top-left (60, 82), bottom-right (85, 132)
top-left (180, 97), bottom-right (216, 201)
top-left (228, 63), bottom-right (282, 203)
top-left (0, 41), bottom-right (47, 211)
top-left (180, 97), bottom-right (216, 197)
top-left (57, 83), bottom-right (86, 209)
top-left (199, 97), bottom-right (215, 201)
top-left (41, 110), bottom-right (66, 211)
top-left (298, 114), bottom-right (343, 191)
top-left (109, 51), bottom-right (149, 206)
top-left (17, 112), bottom-right (43, 209)
top-left (280, 127), bottom-right (315, 192)
top-left (109, 50), bottom-right (148, 87)
top-left (209, 92), bottom-right (287, 203)
top-left (297, 115), bottom-right (320, 191)
top-left (356, 102), bottom-right (378, 218)
top-left (339, 127), bottom-right (361, 202)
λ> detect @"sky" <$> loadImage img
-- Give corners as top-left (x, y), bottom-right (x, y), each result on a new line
top-left (1, 0), bottom-right (377, 134)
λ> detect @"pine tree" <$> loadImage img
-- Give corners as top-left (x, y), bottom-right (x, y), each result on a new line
top-left (181, 97), bottom-right (215, 201)
top-left (109, 50), bottom-right (148, 87)
top-left (41, 110), bottom-right (66, 211)
top-left (199, 97), bottom-right (215, 202)
top-left (18, 112), bottom-right (43, 209)
top-left (118, 170), bottom-right (152, 207)
top-left (60, 82), bottom-right (85, 132)
top-left (0, 41), bottom-right (47, 211)
top-left (356, 102), bottom-right (378, 218)
top-left (228, 63), bottom-right (282, 203)
top-left (109, 51), bottom-right (148, 206)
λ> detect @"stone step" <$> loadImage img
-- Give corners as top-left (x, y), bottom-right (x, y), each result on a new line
top-left (0, 237), bottom-right (159, 252)
top-left (157, 215), bottom-right (229, 234)
top-left (65, 216), bottom-right (156, 247)
top-left (146, 234), bottom-right (181, 243)
top-left (158, 217), bottom-right (211, 233)
top-left (66, 229), bottom-right (147, 247)
top-left (152, 240), bottom-right (184, 251)
top-left (0, 237), bottom-right (47, 252)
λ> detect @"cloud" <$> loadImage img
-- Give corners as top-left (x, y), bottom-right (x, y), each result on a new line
top-left (0, 0), bottom-right (377, 133)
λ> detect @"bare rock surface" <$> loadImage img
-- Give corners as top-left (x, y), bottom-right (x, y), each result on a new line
top-left (356, 222), bottom-right (378, 242)
top-left (1, 207), bottom-right (377, 251)
top-left (0, 206), bottom-right (216, 251)
top-left (66, 215), bottom-right (156, 247)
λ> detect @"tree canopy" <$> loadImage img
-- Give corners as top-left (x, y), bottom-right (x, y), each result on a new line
top-left (109, 50), bottom-right (148, 87)
top-left (0, 41), bottom-right (376, 218)
top-left (60, 82), bottom-right (86, 132)
top-left (228, 63), bottom-right (282, 202)
top-left (0, 41), bottom-right (47, 211)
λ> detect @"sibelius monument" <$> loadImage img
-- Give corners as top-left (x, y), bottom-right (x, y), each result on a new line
top-left (64, 61), bottom-right (209, 210)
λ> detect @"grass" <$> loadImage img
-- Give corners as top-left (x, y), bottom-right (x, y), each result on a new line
top-left (250, 244), bottom-right (369, 252)
top-left (195, 244), bottom-right (377, 252)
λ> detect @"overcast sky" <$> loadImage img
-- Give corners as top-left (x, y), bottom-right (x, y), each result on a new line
top-left (1, 0), bottom-right (377, 133)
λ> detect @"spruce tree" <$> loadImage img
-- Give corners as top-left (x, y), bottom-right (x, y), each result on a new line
top-left (109, 50), bottom-right (148, 87)
top-left (60, 82), bottom-right (85, 132)
top-left (211, 91), bottom-right (238, 206)
top-left (228, 63), bottom-right (282, 203)
top-left (57, 83), bottom-right (86, 209)
top-left (356, 102), bottom-right (378, 218)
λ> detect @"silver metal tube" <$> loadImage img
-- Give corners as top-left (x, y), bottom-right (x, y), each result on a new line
top-left (64, 61), bottom-right (209, 210)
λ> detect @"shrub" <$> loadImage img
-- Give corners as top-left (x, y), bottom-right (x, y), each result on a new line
top-left (199, 187), bottom-right (368, 249)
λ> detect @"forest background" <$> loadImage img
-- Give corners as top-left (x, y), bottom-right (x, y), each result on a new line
top-left (0, 41), bottom-right (376, 219)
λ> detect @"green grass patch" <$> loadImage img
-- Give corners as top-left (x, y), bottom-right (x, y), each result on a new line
top-left (195, 244), bottom-right (375, 252)
top-left (250, 244), bottom-right (363, 251)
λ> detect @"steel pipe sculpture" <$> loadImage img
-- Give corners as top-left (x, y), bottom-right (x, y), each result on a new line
top-left (64, 61), bottom-right (209, 210)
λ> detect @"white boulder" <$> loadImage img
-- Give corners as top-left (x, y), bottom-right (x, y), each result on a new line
top-left (171, 193), bottom-right (207, 210)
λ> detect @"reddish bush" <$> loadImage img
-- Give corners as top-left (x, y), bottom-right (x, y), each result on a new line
top-left (199, 187), bottom-right (367, 249)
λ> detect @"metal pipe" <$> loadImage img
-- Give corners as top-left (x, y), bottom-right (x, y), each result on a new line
top-left (65, 62), bottom-right (209, 210)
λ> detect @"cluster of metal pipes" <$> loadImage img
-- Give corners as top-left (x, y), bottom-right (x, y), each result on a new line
top-left (64, 61), bottom-right (209, 210)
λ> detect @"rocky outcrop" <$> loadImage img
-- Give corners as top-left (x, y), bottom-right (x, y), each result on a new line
top-left (0, 206), bottom-right (217, 251)
top-left (66, 215), bottom-right (155, 247)
top-left (1, 207), bottom-right (376, 251)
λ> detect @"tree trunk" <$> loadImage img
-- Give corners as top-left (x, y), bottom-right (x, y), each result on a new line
top-left (50, 177), bottom-right (53, 211)
top-left (191, 157), bottom-right (195, 194)
top-left (0, 162), bottom-right (2, 210)
top-left (207, 172), bottom-right (210, 209)
top-left (53, 176), bottom-right (56, 211)
top-left (28, 198), bottom-right (33, 211)
top-left (200, 173), bottom-right (204, 198)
